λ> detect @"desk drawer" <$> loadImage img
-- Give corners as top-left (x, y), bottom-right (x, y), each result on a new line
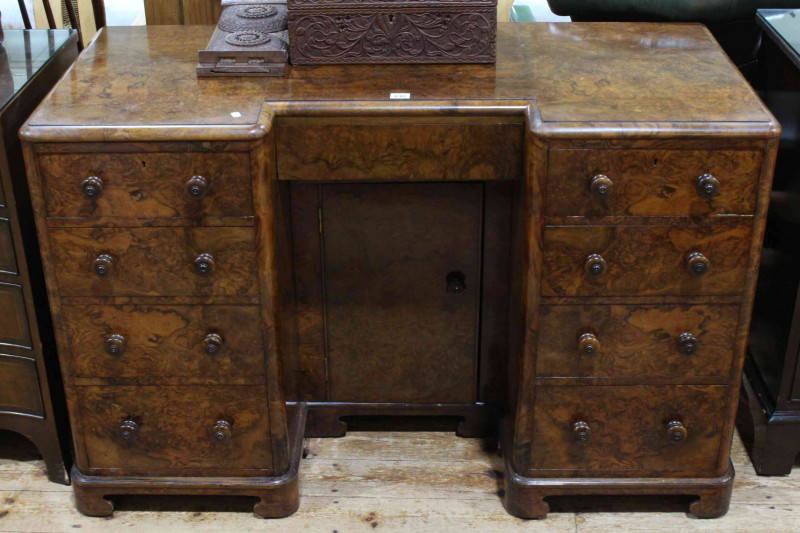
top-left (546, 149), bottom-right (761, 217)
top-left (78, 385), bottom-right (272, 475)
top-left (541, 223), bottom-right (751, 297)
top-left (537, 304), bottom-right (738, 379)
top-left (276, 120), bottom-right (523, 181)
top-left (528, 385), bottom-right (727, 476)
top-left (63, 304), bottom-right (265, 380)
top-left (50, 227), bottom-right (258, 297)
top-left (39, 151), bottom-right (253, 219)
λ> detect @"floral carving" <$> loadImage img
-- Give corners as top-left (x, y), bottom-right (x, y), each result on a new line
top-left (289, 11), bottom-right (496, 64)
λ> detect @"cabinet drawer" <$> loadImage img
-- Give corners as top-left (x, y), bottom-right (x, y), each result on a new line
top-left (546, 149), bottom-right (761, 217)
top-left (528, 385), bottom-right (727, 476)
top-left (63, 305), bottom-right (265, 380)
top-left (276, 121), bottom-right (523, 181)
top-left (537, 304), bottom-right (739, 379)
top-left (50, 227), bottom-right (258, 297)
top-left (0, 283), bottom-right (32, 349)
top-left (542, 223), bottom-right (751, 297)
top-left (39, 151), bottom-right (253, 219)
top-left (0, 356), bottom-right (43, 416)
top-left (0, 218), bottom-right (18, 274)
top-left (77, 385), bottom-right (272, 475)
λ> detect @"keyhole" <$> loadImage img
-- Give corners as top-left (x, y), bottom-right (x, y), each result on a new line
top-left (389, 14), bottom-right (395, 23)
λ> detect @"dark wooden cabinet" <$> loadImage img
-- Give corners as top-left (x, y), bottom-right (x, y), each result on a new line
top-left (20, 23), bottom-right (777, 519)
top-left (738, 9), bottom-right (800, 476)
top-left (0, 29), bottom-right (78, 485)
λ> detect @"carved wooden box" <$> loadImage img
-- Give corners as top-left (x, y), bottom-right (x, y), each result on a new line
top-left (287, 0), bottom-right (497, 64)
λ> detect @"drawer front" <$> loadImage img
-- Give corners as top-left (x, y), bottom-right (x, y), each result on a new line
top-left (40, 152), bottom-right (253, 219)
top-left (0, 283), bottom-right (32, 349)
top-left (0, 356), bottom-right (43, 416)
top-left (78, 385), bottom-right (272, 475)
top-left (542, 224), bottom-right (751, 297)
top-left (546, 149), bottom-right (761, 217)
top-left (529, 385), bottom-right (727, 476)
top-left (50, 227), bottom-right (258, 297)
top-left (63, 305), bottom-right (265, 379)
top-left (537, 304), bottom-right (739, 379)
top-left (0, 218), bottom-right (18, 274)
top-left (276, 121), bottom-right (523, 181)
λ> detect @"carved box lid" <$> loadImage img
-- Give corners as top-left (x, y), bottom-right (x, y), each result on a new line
top-left (198, 0), bottom-right (288, 76)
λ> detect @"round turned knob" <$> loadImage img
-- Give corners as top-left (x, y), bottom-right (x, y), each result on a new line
top-left (572, 420), bottom-right (591, 443)
top-left (105, 333), bottom-right (126, 357)
top-left (446, 271), bottom-right (466, 293)
top-left (696, 174), bottom-right (720, 199)
top-left (578, 332), bottom-right (600, 355)
top-left (193, 253), bottom-right (215, 276)
top-left (81, 176), bottom-right (104, 200)
top-left (585, 254), bottom-right (607, 277)
top-left (666, 420), bottom-right (688, 443)
top-left (185, 175), bottom-right (208, 198)
top-left (210, 420), bottom-right (232, 443)
top-left (590, 174), bottom-right (614, 200)
top-left (677, 332), bottom-right (698, 356)
top-left (686, 252), bottom-right (710, 277)
top-left (118, 419), bottom-right (140, 443)
top-left (93, 254), bottom-right (114, 278)
top-left (203, 333), bottom-right (224, 355)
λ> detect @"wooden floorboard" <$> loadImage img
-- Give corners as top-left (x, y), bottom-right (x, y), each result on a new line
top-left (0, 429), bottom-right (797, 531)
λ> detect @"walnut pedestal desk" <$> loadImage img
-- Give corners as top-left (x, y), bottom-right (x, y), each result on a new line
top-left (20, 24), bottom-right (778, 518)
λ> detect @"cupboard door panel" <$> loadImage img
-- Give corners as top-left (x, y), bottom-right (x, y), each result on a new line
top-left (323, 183), bottom-right (482, 403)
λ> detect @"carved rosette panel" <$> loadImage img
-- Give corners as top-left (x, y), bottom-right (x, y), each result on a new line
top-left (288, 10), bottom-right (497, 64)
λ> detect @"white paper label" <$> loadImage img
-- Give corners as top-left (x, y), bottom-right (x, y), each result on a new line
top-left (390, 92), bottom-right (411, 100)
top-left (230, 111), bottom-right (242, 118)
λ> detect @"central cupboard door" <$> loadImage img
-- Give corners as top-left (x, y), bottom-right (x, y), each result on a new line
top-left (322, 183), bottom-right (482, 403)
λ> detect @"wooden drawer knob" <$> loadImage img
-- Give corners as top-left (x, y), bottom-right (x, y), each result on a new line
top-left (81, 176), bottom-right (104, 200)
top-left (104, 333), bottom-right (126, 356)
top-left (578, 332), bottom-right (599, 355)
top-left (93, 254), bottom-right (114, 278)
top-left (186, 175), bottom-right (209, 198)
top-left (677, 332), bottom-right (698, 356)
top-left (666, 420), bottom-right (688, 443)
top-left (572, 420), bottom-right (591, 442)
top-left (585, 254), bottom-right (607, 276)
top-left (118, 419), bottom-right (140, 443)
top-left (696, 174), bottom-right (720, 199)
top-left (590, 174), bottom-right (614, 199)
top-left (686, 252), bottom-right (710, 276)
top-left (193, 253), bottom-right (215, 276)
top-left (203, 333), bottom-right (224, 355)
top-left (210, 420), bottom-right (232, 443)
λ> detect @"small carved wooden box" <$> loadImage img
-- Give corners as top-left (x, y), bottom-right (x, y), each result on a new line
top-left (287, 0), bottom-right (497, 64)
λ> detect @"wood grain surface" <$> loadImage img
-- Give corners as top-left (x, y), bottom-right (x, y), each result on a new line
top-left (276, 120), bottom-right (523, 182)
top-left (536, 304), bottom-right (740, 380)
top-left (20, 24), bottom-right (774, 141)
top-left (527, 385), bottom-right (728, 477)
top-left (40, 151), bottom-right (254, 219)
top-left (323, 183), bottom-right (482, 404)
top-left (49, 227), bottom-right (258, 297)
top-left (546, 149), bottom-right (762, 217)
top-left (541, 223), bottom-right (752, 297)
top-left (77, 385), bottom-right (272, 476)
top-left (62, 304), bottom-right (265, 380)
